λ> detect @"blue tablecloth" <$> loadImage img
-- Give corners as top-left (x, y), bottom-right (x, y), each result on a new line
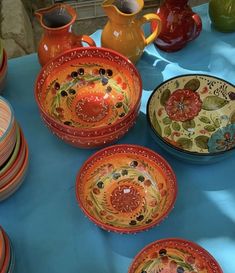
top-left (1, 3), bottom-right (235, 273)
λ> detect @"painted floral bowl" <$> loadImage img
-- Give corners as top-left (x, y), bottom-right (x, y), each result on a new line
top-left (147, 74), bottom-right (235, 164)
top-left (35, 47), bottom-right (142, 148)
top-left (76, 144), bottom-right (177, 233)
top-left (128, 238), bottom-right (223, 273)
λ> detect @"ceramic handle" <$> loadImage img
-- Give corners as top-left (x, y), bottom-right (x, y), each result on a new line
top-left (74, 35), bottom-right (96, 47)
top-left (191, 13), bottom-right (202, 41)
top-left (139, 14), bottom-right (162, 46)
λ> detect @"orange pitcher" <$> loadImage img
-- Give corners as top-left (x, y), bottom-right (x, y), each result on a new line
top-left (35, 3), bottom-right (96, 66)
top-left (101, 0), bottom-right (162, 63)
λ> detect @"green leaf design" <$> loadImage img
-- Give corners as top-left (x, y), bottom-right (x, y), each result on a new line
top-left (230, 111), bottom-right (235, 124)
top-left (195, 135), bottom-right (209, 149)
top-left (184, 78), bottom-right (200, 91)
top-left (152, 111), bottom-right (162, 136)
top-left (162, 116), bottom-right (172, 125)
top-left (172, 122), bottom-right (181, 131)
top-left (160, 89), bottom-right (171, 106)
top-left (164, 125), bottom-right (172, 136)
top-left (204, 125), bottom-right (216, 132)
top-left (202, 96), bottom-right (229, 111)
top-left (199, 116), bottom-right (211, 124)
top-left (214, 118), bottom-right (221, 128)
top-left (182, 120), bottom-right (196, 130)
top-left (177, 138), bottom-right (193, 150)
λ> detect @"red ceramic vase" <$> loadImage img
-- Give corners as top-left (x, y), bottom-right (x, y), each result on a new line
top-left (151, 0), bottom-right (202, 52)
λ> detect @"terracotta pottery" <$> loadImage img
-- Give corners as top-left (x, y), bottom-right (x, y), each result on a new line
top-left (209, 0), bottom-right (235, 32)
top-left (7, 240), bottom-right (15, 273)
top-left (128, 238), bottom-right (223, 273)
top-left (0, 228), bottom-right (5, 271)
top-left (35, 3), bottom-right (96, 66)
top-left (101, 0), bottom-right (162, 63)
top-left (147, 74), bottom-right (235, 164)
top-left (76, 144), bottom-right (177, 233)
top-left (151, 0), bottom-right (202, 52)
top-left (35, 47), bottom-right (142, 148)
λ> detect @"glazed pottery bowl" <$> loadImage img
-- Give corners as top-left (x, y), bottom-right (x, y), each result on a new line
top-left (76, 144), bottom-right (177, 233)
top-left (0, 124), bottom-right (21, 178)
top-left (42, 104), bottom-right (140, 148)
top-left (0, 136), bottom-right (28, 202)
top-left (0, 50), bottom-right (8, 94)
top-left (0, 127), bottom-right (26, 188)
top-left (35, 47), bottom-right (142, 148)
top-left (147, 74), bottom-right (235, 164)
top-left (0, 229), bottom-right (10, 273)
top-left (0, 228), bottom-right (5, 271)
top-left (0, 96), bottom-right (17, 167)
top-left (128, 238), bottom-right (223, 273)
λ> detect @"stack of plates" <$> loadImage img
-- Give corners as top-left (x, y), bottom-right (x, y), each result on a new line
top-left (0, 96), bottom-right (29, 202)
top-left (0, 227), bottom-right (15, 273)
top-left (0, 40), bottom-right (8, 94)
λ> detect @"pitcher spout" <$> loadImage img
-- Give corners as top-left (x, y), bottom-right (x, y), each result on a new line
top-left (35, 3), bottom-right (76, 30)
top-left (102, 0), bottom-right (143, 19)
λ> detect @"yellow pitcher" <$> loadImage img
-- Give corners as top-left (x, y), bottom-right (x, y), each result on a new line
top-left (101, 0), bottom-right (162, 63)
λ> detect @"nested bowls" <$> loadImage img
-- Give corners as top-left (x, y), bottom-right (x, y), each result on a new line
top-left (76, 144), bottom-right (177, 233)
top-left (0, 227), bottom-right (15, 273)
top-left (128, 238), bottom-right (223, 273)
top-left (35, 47), bottom-right (142, 148)
top-left (0, 97), bottom-right (16, 167)
top-left (147, 74), bottom-right (235, 164)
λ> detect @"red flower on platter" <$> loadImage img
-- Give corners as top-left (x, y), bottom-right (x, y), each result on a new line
top-left (165, 89), bottom-right (202, 122)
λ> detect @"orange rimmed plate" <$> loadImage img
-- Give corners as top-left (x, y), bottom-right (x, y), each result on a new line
top-left (76, 144), bottom-right (177, 233)
top-left (128, 238), bottom-right (223, 273)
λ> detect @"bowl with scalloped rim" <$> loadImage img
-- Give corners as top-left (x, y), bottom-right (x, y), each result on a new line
top-left (128, 238), bottom-right (223, 273)
top-left (147, 74), bottom-right (235, 164)
top-left (76, 144), bottom-right (177, 233)
top-left (35, 47), bottom-right (142, 148)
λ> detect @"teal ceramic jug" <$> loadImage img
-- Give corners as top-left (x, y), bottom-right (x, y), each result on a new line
top-left (209, 0), bottom-right (235, 32)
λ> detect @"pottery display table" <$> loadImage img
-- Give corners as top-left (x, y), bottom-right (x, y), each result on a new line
top-left (0, 3), bottom-right (235, 273)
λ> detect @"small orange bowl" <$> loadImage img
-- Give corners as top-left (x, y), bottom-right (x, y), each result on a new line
top-left (76, 144), bottom-right (177, 233)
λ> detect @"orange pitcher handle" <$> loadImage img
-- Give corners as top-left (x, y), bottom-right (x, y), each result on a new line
top-left (139, 14), bottom-right (162, 46)
top-left (73, 35), bottom-right (96, 47)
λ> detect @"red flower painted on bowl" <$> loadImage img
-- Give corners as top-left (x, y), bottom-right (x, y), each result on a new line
top-left (165, 89), bottom-right (202, 122)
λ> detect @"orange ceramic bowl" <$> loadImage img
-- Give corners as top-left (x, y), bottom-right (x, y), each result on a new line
top-left (35, 47), bottom-right (142, 147)
top-left (128, 238), bottom-right (223, 273)
top-left (42, 103), bottom-right (140, 148)
top-left (76, 144), bottom-right (177, 233)
top-left (0, 50), bottom-right (8, 94)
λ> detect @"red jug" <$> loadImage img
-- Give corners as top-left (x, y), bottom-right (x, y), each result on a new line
top-left (151, 0), bottom-right (202, 52)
